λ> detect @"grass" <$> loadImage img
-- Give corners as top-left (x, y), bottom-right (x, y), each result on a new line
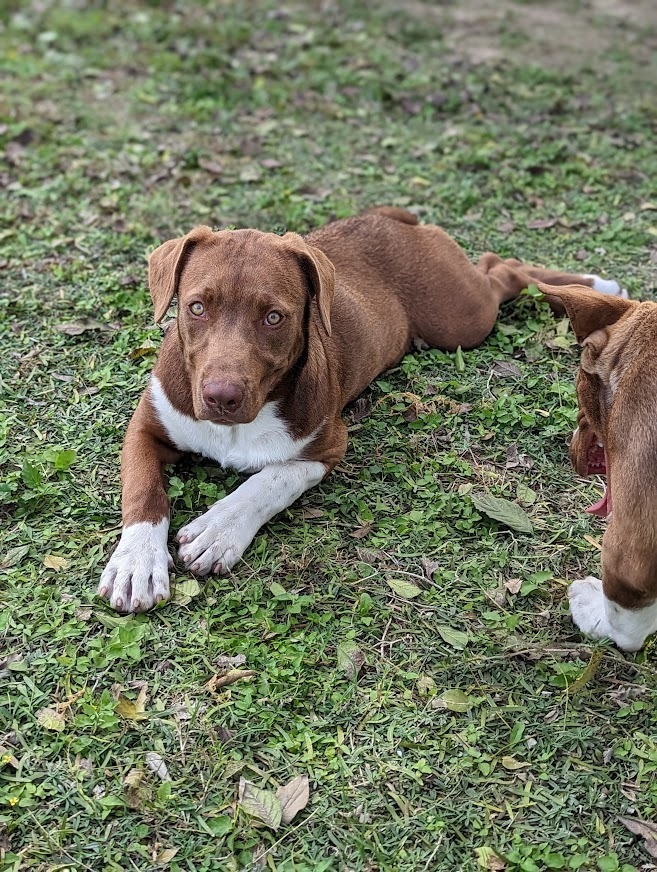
top-left (2, 0), bottom-right (657, 869)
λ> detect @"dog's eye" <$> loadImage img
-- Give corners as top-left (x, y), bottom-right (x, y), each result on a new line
top-left (265, 311), bottom-right (283, 326)
top-left (189, 302), bottom-right (205, 316)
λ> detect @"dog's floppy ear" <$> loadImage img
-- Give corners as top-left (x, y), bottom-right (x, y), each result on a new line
top-left (537, 282), bottom-right (636, 344)
top-left (148, 226), bottom-right (214, 323)
top-left (283, 232), bottom-right (335, 336)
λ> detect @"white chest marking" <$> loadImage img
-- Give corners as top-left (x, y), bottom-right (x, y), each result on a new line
top-left (149, 375), bottom-right (317, 473)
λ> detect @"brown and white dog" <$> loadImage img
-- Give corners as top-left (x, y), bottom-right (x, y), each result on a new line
top-left (98, 206), bottom-right (625, 613)
top-left (539, 283), bottom-right (657, 651)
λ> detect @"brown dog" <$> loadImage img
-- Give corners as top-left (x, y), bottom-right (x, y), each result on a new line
top-left (539, 283), bottom-right (657, 651)
top-left (98, 206), bottom-right (624, 613)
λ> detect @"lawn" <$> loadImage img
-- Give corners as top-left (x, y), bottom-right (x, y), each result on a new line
top-left (2, 1), bottom-right (657, 869)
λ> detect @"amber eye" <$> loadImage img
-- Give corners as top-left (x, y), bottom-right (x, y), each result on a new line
top-left (265, 310), bottom-right (283, 326)
top-left (189, 302), bottom-right (205, 316)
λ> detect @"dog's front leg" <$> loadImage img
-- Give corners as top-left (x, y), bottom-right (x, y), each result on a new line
top-left (98, 393), bottom-right (180, 613)
top-left (176, 460), bottom-right (327, 575)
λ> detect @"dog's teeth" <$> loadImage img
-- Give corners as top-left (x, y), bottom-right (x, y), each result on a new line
top-left (596, 441), bottom-right (603, 447)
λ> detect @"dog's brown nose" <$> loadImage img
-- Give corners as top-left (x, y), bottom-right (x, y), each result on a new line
top-left (202, 380), bottom-right (245, 414)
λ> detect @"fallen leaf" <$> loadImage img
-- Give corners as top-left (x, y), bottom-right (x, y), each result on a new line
top-left (386, 578), bottom-right (423, 599)
top-left (471, 493), bottom-right (533, 534)
top-left (215, 654), bottom-right (247, 669)
top-left (416, 675), bottom-right (436, 695)
top-left (198, 158), bottom-right (224, 175)
top-left (421, 558), bottom-right (441, 579)
top-left (475, 846), bottom-right (507, 870)
top-left (527, 217), bottom-right (557, 230)
top-left (619, 816), bottom-right (657, 858)
top-left (350, 396), bottom-right (372, 422)
top-left (1, 544), bottom-right (30, 569)
top-left (337, 641), bottom-right (366, 680)
top-left (491, 360), bottom-right (522, 379)
top-left (437, 626), bottom-right (469, 649)
top-left (501, 755), bottom-right (530, 770)
top-left (505, 444), bottom-right (533, 470)
top-left (172, 577), bottom-right (201, 606)
top-left (350, 522), bottom-right (373, 539)
top-left (206, 670), bottom-right (256, 692)
top-left (301, 506), bottom-right (324, 519)
top-left (432, 689), bottom-right (474, 713)
top-left (504, 578), bottom-right (522, 595)
top-left (123, 768), bottom-right (149, 810)
top-left (156, 847), bottom-right (179, 865)
top-left (129, 340), bottom-right (158, 360)
top-left (43, 554), bottom-right (69, 571)
top-left (146, 752), bottom-right (171, 782)
top-left (56, 316), bottom-right (112, 335)
top-left (36, 707), bottom-right (65, 732)
top-left (238, 778), bottom-right (282, 830)
top-left (276, 774), bottom-right (310, 824)
top-left (115, 684), bottom-right (148, 720)
top-left (516, 482), bottom-right (536, 506)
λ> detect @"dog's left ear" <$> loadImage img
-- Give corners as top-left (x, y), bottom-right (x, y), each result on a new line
top-left (283, 233), bottom-right (335, 335)
top-left (538, 282), bottom-right (637, 344)
top-left (148, 226), bottom-right (215, 322)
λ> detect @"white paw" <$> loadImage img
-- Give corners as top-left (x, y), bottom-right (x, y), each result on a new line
top-left (176, 499), bottom-right (257, 576)
top-left (98, 520), bottom-right (172, 613)
top-left (583, 275), bottom-right (629, 299)
top-left (568, 576), bottom-right (610, 639)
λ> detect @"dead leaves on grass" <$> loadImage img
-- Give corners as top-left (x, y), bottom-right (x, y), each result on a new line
top-left (238, 775), bottom-right (310, 830)
top-left (619, 816), bottom-right (657, 858)
top-left (56, 316), bottom-right (112, 335)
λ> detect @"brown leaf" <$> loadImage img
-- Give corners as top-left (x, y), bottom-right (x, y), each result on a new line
top-left (301, 506), bottom-right (324, 519)
top-left (146, 752), bottom-right (171, 782)
top-left (43, 554), bottom-right (69, 571)
top-left (350, 522), bottom-right (373, 539)
top-left (206, 670), bottom-right (256, 692)
top-left (496, 221), bottom-right (515, 234)
top-left (504, 578), bottom-right (522, 595)
top-left (337, 641), bottom-right (366, 680)
top-left (619, 817), bottom-right (657, 858)
top-left (421, 558), bottom-right (441, 579)
top-left (198, 158), bottom-right (224, 175)
top-left (56, 316), bottom-right (112, 336)
top-left (527, 218), bottom-right (557, 230)
top-left (261, 158), bottom-right (282, 170)
top-left (505, 444), bottom-right (533, 470)
top-left (276, 774), bottom-right (310, 824)
top-left (491, 360), bottom-right (522, 379)
top-left (350, 396), bottom-right (372, 423)
top-left (156, 848), bottom-right (179, 865)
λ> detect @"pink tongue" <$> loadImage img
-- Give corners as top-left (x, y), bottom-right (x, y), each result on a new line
top-left (586, 491), bottom-right (609, 517)
top-left (586, 447), bottom-right (611, 517)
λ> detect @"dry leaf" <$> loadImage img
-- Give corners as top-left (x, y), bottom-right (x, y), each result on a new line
top-left (276, 774), bottom-right (310, 824)
top-left (238, 778), bottom-right (282, 830)
top-left (115, 684), bottom-right (148, 720)
top-left (215, 654), bottom-right (247, 669)
top-left (301, 506), bottom-right (324, 519)
top-left (156, 847), bottom-right (179, 865)
top-left (146, 752), bottom-right (171, 781)
top-left (491, 360), bottom-right (522, 379)
top-left (504, 578), bottom-right (522, 595)
top-left (56, 316), bottom-right (111, 335)
top-left (198, 158), bottom-right (224, 175)
top-left (36, 707), bottom-right (65, 732)
top-left (43, 554), bottom-right (69, 571)
top-left (337, 641), bottom-right (366, 680)
top-left (350, 522), bottom-right (373, 539)
top-left (501, 755), bottom-right (530, 770)
top-left (172, 577), bottom-right (201, 606)
top-left (421, 558), bottom-right (441, 579)
top-left (206, 670), bottom-right (256, 692)
top-left (568, 649), bottom-right (604, 695)
top-left (619, 816), bottom-right (657, 858)
top-left (583, 534), bottom-right (602, 550)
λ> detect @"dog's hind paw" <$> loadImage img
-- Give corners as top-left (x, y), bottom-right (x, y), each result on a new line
top-left (583, 275), bottom-right (629, 299)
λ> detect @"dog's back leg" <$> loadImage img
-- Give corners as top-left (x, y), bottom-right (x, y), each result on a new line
top-left (477, 253), bottom-right (626, 310)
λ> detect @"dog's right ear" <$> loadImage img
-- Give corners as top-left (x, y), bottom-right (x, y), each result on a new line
top-left (537, 282), bottom-right (636, 344)
top-left (148, 226), bottom-right (214, 322)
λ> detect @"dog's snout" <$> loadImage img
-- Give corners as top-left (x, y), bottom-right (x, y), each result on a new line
top-left (202, 379), bottom-right (245, 414)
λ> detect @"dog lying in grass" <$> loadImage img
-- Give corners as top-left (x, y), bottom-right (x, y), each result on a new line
top-left (539, 282), bottom-right (657, 651)
top-left (98, 206), bottom-right (626, 613)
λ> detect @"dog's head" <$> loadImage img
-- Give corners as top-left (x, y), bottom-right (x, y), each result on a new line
top-left (148, 226), bottom-right (335, 424)
top-left (538, 282), bottom-right (657, 512)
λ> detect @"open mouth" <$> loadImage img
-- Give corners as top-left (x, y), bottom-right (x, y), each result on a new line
top-left (585, 438), bottom-right (611, 517)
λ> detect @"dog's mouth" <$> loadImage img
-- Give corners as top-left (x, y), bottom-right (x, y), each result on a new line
top-left (585, 437), bottom-right (612, 518)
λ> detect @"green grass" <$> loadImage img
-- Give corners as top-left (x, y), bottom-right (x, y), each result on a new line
top-left (2, 1), bottom-right (657, 869)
